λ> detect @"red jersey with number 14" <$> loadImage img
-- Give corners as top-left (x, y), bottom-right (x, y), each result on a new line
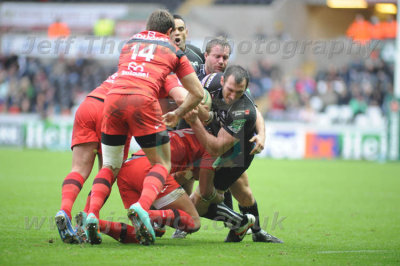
top-left (110, 30), bottom-right (194, 98)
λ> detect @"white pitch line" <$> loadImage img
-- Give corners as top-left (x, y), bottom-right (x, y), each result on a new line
top-left (317, 250), bottom-right (390, 254)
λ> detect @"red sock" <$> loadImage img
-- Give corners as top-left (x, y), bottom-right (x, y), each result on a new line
top-left (83, 191), bottom-right (91, 214)
top-left (149, 209), bottom-right (198, 233)
top-left (88, 168), bottom-right (114, 218)
top-left (60, 172), bottom-right (85, 219)
top-left (137, 164), bottom-right (168, 210)
top-left (99, 219), bottom-right (138, 244)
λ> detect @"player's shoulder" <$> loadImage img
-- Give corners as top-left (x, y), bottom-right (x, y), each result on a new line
top-left (186, 43), bottom-right (202, 54)
top-left (243, 89), bottom-right (257, 107)
top-left (201, 72), bottom-right (223, 92)
top-left (128, 31), bottom-right (185, 58)
top-left (186, 44), bottom-right (204, 61)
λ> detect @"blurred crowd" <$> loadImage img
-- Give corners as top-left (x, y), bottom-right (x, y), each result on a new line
top-left (0, 55), bottom-right (115, 117)
top-left (247, 55), bottom-right (394, 124)
top-left (346, 14), bottom-right (397, 44)
top-left (0, 53), bottom-right (395, 125)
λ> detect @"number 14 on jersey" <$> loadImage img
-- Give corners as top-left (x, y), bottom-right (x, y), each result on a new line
top-left (130, 43), bottom-right (156, 62)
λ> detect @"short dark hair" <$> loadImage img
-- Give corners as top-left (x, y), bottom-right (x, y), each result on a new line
top-left (173, 14), bottom-right (185, 25)
top-left (146, 9), bottom-right (175, 34)
top-left (223, 65), bottom-right (250, 88)
top-left (205, 37), bottom-right (232, 55)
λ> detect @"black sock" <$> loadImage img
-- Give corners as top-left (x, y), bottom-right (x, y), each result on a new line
top-left (223, 191), bottom-right (233, 209)
top-left (239, 201), bottom-right (261, 233)
top-left (203, 203), bottom-right (246, 229)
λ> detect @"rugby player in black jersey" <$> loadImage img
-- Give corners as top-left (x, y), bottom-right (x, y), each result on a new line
top-left (197, 38), bottom-right (276, 243)
top-left (172, 14), bottom-right (204, 72)
top-left (187, 65), bottom-right (282, 243)
top-left (171, 31), bottom-right (276, 242)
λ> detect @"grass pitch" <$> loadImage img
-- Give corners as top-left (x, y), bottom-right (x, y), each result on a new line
top-left (0, 149), bottom-right (399, 265)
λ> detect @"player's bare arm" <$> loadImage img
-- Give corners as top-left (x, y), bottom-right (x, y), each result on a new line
top-left (163, 72), bottom-right (203, 127)
top-left (250, 108), bottom-right (266, 155)
top-left (188, 117), bottom-right (238, 157)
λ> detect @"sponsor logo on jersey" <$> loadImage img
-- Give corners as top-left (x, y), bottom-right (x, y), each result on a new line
top-left (133, 31), bottom-right (169, 42)
top-left (121, 70), bottom-right (149, 78)
top-left (232, 110), bottom-right (245, 117)
top-left (128, 62), bottom-right (145, 72)
top-left (122, 62), bottom-right (149, 78)
top-left (228, 119), bottom-right (246, 134)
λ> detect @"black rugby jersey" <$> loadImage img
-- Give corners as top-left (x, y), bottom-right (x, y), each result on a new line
top-left (185, 44), bottom-right (204, 73)
top-left (202, 72), bottom-right (257, 157)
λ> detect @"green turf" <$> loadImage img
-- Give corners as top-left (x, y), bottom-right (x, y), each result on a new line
top-left (0, 149), bottom-right (399, 265)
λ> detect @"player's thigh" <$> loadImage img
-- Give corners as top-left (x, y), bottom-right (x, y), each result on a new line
top-left (141, 141), bottom-right (171, 171)
top-left (101, 94), bottom-right (130, 136)
top-left (101, 94), bottom-right (129, 170)
top-left (126, 94), bottom-right (166, 138)
top-left (71, 97), bottom-right (102, 151)
top-left (117, 177), bottom-right (141, 209)
top-left (214, 154), bottom-right (254, 190)
top-left (214, 167), bottom-right (246, 191)
top-left (163, 192), bottom-right (200, 227)
top-left (71, 142), bottom-right (99, 179)
top-left (117, 156), bottom-right (150, 206)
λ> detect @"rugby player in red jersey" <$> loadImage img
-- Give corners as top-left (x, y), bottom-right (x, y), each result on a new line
top-left (54, 72), bottom-right (124, 243)
top-left (85, 10), bottom-right (204, 245)
top-left (54, 70), bottom-right (191, 243)
top-left (75, 127), bottom-right (254, 245)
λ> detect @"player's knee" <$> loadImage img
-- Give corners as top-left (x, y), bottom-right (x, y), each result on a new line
top-left (187, 217), bottom-right (201, 233)
top-left (152, 160), bottom-right (171, 173)
top-left (102, 165), bottom-right (120, 177)
top-left (189, 224), bottom-right (200, 234)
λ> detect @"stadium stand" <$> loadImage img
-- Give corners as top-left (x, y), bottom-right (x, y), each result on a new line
top-left (0, 0), bottom-right (395, 127)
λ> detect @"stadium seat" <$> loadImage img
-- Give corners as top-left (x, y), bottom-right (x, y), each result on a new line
top-left (354, 113), bottom-right (369, 127)
top-left (366, 106), bottom-right (384, 127)
top-left (325, 105), bottom-right (340, 124)
top-left (338, 105), bottom-right (353, 124)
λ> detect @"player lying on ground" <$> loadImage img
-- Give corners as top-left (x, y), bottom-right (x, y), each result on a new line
top-left (74, 128), bottom-right (255, 245)
top-left (76, 153), bottom-right (201, 245)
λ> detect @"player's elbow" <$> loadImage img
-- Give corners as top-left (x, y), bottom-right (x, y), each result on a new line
top-left (207, 146), bottom-right (221, 157)
top-left (194, 88), bottom-right (204, 104)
